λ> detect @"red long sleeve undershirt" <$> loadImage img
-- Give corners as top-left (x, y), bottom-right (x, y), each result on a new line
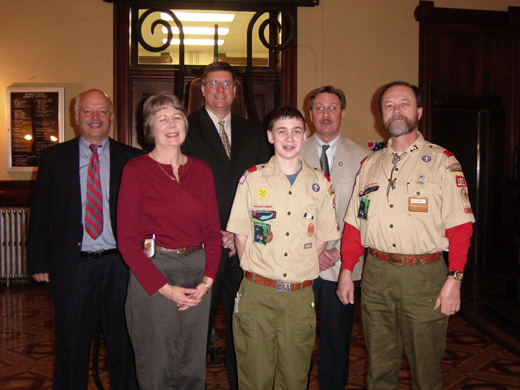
top-left (340, 222), bottom-right (473, 272)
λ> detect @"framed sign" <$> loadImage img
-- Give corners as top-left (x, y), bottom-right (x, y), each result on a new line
top-left (5, 87), bottom-right (64, 172)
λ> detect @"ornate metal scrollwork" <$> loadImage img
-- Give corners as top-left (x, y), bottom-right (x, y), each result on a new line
top-left (246, 9), bottom-right (296, 124)
top-left (136, 8), bottom-right (186, 100)
top-left (135, 8), bottom-right (295, 114)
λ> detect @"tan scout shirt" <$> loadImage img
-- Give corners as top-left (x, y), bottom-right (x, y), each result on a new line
top-left (345, 132), bottom-right (475, 255)
top-left (227, 156), bottom-right (341, 283)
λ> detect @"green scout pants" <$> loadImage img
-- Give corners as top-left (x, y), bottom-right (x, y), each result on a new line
top-left (361, 252), bottom-right (449, 390)
top-left (233, 277), bottom-right (316, 390)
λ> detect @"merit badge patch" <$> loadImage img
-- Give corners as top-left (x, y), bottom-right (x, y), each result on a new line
top-left (326, 184), bottom-right (335, 197)
top-left (252, 210), bottom-right (277, 221)
top-left (239, 174), bottom-right (247, 185)
top-left (446, 163), bottom-right (462, 174)
top-left (460, 188), bottom-right (469, 202)
top-left (253, 221), bottom-right (271, 245)
top-left (358, 197), bottom-right (370, 220)
top-left (308, 223), bottom-right (315, 237)
top-left (312, 183), bottom-right (320, 192)
top-left (456, 175), bottom-right (467, 188)
top-left (258, 188), bottom-right (268, 199)
top-left (359, 184), bottom-right (379, 197)
top-left (304, 243), bottom-right (313, 249)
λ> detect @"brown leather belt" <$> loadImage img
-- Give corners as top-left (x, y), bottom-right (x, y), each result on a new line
top-left (160, 243), bottom-right (203, 254)
top-left (244, 271), bottom-right (312, 292)
top-left (369, 248), bottom-right (441, 267)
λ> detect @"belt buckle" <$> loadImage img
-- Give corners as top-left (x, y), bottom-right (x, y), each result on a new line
top-left (275, 280), bottom-right (291, 292)
top-left (388, 253), bottom-right (405, 267)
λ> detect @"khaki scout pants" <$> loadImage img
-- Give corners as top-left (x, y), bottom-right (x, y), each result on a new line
top-left (233, 277), bottom-right (316, 390)
top-left (361, 252), bottom-right (448, 390)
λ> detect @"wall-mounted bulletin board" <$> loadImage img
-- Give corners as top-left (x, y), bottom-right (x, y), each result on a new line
top-left (5, 87), bottom-right (64, 172)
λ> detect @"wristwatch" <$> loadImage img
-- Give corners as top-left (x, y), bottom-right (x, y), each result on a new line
top-left (447, 270), bottom-right (463, 281)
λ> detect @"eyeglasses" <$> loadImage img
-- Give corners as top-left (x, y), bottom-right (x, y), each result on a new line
top-left (204, 80), bottom-right (234, 89)
top-left (312, 105), bottom-right (341, 114)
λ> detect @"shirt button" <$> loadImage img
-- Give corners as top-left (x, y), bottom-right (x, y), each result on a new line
top-left (390, 224), bottom-right (393, 228)
top-left (283, 273), bottom-right (287, 277)
top-left (286, 232), bottom-right (289, 236)
top-left (392, 244), bottom-right (396, 247)
top-left (287, 211), bottom-right (291, 215)
top-left (416, 192), bottom-right (421, 196)
top-left (289, 191), bottom-right (292, 195)
top-left (284, 253), bottom-right (288, 257)
top-left (389, 204), bottom-right (393, 208)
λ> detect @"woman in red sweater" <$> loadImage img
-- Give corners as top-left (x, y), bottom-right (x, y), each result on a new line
top-left (117, 92), bottom-right (222, 390)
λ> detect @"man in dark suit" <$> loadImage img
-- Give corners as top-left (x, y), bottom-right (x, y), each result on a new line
top-left (182, 62), bottom-right (271, 390)
top-left (301, 86), bottom-right (369, 389)
top-left (27, 89), bottom-right (142, 390)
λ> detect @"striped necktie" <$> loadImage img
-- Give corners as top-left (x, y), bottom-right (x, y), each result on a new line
top-left (218, 120), bottom-right (231, 159)
top-left (85, 144), bottom-right (103, 239)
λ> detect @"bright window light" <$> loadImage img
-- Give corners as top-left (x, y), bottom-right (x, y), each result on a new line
top-left (161, 27), bottom-right (230, 35)
top-left (161, 12), bottom-right (235, 22)
top-left (162, 38), bottom-right (224, 46)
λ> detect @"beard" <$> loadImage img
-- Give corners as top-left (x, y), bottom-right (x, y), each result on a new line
top-left (384, 114), bottom-right (419, 137)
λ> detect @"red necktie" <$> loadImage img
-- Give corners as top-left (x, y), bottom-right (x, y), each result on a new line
top-left (85, 144), bottom-right (103, 239)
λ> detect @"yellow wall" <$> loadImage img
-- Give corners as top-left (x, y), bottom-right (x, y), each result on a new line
top-left (2, 0), bottom-right (520, 181)
top-left (297, 0), bottom-right (520, 146)
top-left (0, 0), bottom-right (113, 181)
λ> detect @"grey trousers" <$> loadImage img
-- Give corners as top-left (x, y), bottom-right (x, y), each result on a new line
top-left (126, 248), bottom-right (211, 390)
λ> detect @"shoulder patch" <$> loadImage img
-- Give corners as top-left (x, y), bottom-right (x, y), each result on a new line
top-left (443, 150), bottom-right (454, 158)
top-left (247, 166), bottom-right (258, 173)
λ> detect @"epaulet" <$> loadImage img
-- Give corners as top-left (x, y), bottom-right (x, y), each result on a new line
top-left (247, 165), bottom-right (258, 173)
top-left (360, 156), bottom-right (368, 165)
top-left (443, 150), bottom-right (454, 158)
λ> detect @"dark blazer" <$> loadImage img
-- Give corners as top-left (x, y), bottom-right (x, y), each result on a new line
top-left (183, 107), bottom-right (271, 229)
top-left (27, 137), bottom-right (144, 298)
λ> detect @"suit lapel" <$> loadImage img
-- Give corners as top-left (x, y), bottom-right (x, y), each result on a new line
top-left (66, 138), bottom-right (82, 203)
top-left (230, 114), bottom-right (247, 168)
top-left (303, 136), bottom-right (321, 168)
top-left (330, 136), bottom-right (352, 182)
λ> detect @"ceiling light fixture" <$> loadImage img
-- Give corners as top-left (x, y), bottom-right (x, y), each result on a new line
top-left (160, 12), bottom-right (235, 23)
top-left (161, 27), bottom-right (230, 35)
top-left (162, 38), bottom-right (224, 46)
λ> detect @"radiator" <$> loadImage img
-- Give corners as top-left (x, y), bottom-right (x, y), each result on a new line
top-left (0, 207), bottom-right (30, 285)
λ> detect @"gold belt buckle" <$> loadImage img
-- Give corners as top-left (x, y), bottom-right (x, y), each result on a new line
top-left (388, 253), bottom-right (406, 267)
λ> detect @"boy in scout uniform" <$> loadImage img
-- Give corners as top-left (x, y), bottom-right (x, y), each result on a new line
top-left (337, 81), bottom-right (475, 389)
top-left (227, 106), bottom-right (340, 390)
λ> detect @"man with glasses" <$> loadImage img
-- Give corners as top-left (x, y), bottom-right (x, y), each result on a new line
top-left (301, 86), bottom-right (369, 389)
top-left (182, 61), bottom-right (271, 390)
top-left (337, 81), bottom-right (474, 389)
